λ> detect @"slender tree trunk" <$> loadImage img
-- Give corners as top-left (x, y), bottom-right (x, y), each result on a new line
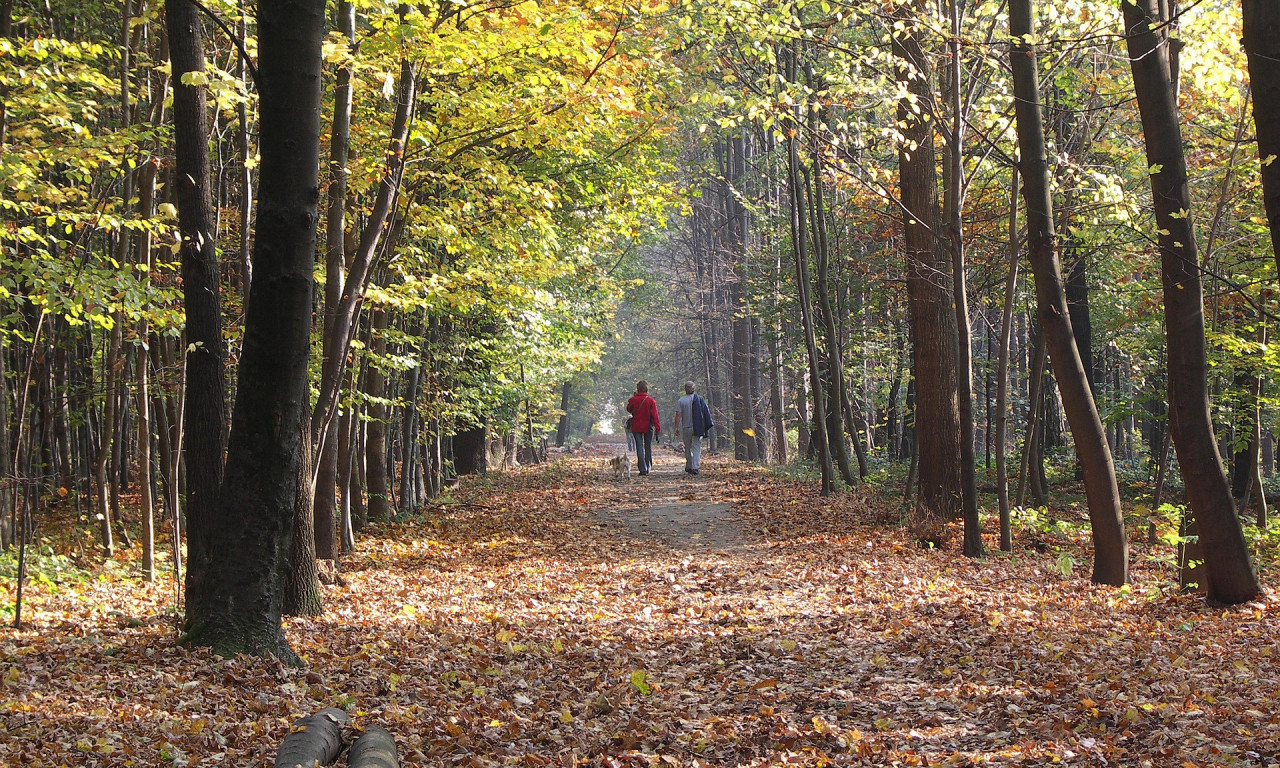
top-left (236, 0), bottom-right (252, 301)
top-left (767, 329), bottom-right (787, 465)
top-left (996, 169), bottom-right (1020, 553)
top-left (182, 0), bottom-right (327, 660)
top-left (783, 46), bottom-right (834, 493)
top-left (1017, 334), bottom-right (1047, 508)
top-left (804, 159), bottom-right (856, 487)
top-left (555, 381), bottom-right (571, 446)
top-left (944, 0), bottom-right (981, 556)
top-left (312, 0), bottom-right (357, 567)
top-left (311, 51), bottom-right (416, 456)
top-left (1124, 0), bottom-right (1260, 603)
top-left (1009, 0), bottom-right (1127, 584)
top-left (365, 307), bottom-right (390, 521)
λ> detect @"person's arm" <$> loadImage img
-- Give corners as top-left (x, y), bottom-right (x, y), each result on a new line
top-left (673, 404), bottom-right (682, 431)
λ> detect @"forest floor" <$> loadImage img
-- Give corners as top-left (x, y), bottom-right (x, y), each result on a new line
top-left (2, 446), bottom-right (1280, 767)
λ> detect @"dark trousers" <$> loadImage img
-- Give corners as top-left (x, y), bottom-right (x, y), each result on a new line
top-left (633, 430), bottom-right (653, 474)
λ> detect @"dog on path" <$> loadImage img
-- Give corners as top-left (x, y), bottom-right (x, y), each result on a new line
top-left (608, 453), bottom-right (631, 480)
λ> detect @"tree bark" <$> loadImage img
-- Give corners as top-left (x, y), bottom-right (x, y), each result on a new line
top-left (944, 0), bottom-right (981, 557)
top-left (285, 404), bottom-right (322, 617)
top-left (805, 163), bottom-right (855, 487)
top-left (311, 0), bottom-right (357, 567)
top-left (1010, 0), bottom-right (1127, 584)
top-left (555, 381), bottom-right (571, 446)
top-left (996, 169), bottom-right (1020, 553)
top-left (182, 0), bottom-right (327, 660)
top-left (1244, 0), bottom-right (1280, 281)
top-left (1123, 0), bottom-right (1260, 603)
top-left (168, 0), bottom-right (227, 613)
top-left (311, 52), bottom-right (416, 454)
top-left (783, 45), bottom-right (834, 494)
top-left (365, 307), bottom-right (391, 522)
top-left (894, 3), bottom-right (962, 540)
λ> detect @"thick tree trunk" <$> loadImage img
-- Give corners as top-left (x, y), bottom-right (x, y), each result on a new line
top-left (454, 425), bottom-right (487, 476)
top-left (169, 0), bottom-right (227, 613)
top-left (894, 3), bottom-right (963, 541)
top-left (285, 406), bottom-right (322, 617)
top-left (1244, 0), bottom-right (1280, 281)
top-left (182, 0), bottom-right (326, 660)
top-left (1124, 0), bottom-right (1260, 603)
top-left (1010, 0), bottom-right (1127, 584)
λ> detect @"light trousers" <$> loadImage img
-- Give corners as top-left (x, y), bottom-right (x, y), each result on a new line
top-left (681, 427), bottom-right (702, 472)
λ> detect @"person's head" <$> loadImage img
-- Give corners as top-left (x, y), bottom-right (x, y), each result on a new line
top-left (636, 380), bottom-right (648, 393)
top-left (684, 381), bottom-right (695, 394)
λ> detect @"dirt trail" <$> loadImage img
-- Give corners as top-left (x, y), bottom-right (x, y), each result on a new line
top-left (587, 441), bottom-right (747, 553)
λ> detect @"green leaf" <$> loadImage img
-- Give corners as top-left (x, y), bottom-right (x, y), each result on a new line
top-left (629, 670), bottom-right (651, 695)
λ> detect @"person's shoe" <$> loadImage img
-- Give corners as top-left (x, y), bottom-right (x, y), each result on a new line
top-left (691, 469), bottom-right (699, 474)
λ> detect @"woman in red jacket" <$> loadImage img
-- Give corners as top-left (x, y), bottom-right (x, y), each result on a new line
top-left (626, 380), bottom-right (661, 476)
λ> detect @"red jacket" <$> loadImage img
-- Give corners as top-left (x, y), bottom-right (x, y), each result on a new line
top-left (626, 392), bottom-right (660, 435)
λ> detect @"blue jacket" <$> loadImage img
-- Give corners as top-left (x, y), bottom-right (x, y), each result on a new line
top-left (691, 394), bottom-right (714, 437)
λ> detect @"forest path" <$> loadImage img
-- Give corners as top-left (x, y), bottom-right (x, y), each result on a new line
top-left (587, 441), bottom-right (748, 553)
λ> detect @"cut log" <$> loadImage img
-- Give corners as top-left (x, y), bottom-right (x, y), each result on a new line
top-left (274, 708), bottom-right (350, 768)
top-left (349, 726), bottom-right (399, 768)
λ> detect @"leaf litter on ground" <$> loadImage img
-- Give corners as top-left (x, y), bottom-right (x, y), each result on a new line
top-left (2, 446), bottom-right (1278, 766)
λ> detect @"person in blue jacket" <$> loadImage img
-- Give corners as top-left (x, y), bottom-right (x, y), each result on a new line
top-left (673, 381), bottom-right (714, 474)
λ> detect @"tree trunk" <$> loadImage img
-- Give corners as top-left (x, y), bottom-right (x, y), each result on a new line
top-left (1244, 0), bottom-right (1280, 281)
top-left (996, 169), bottom-right (1020, 553)
top-left (454, 425), bottom-right (487, 476)
top-left (895, 3), bottom-right (962, 540)
top-left (801, 93), bottom-right (856, 487)
top-left (311, 0), bottom-right (356, 568)
top-left (783, 45), bottom-right (834, 493)
top-left (169, 0), bottom-right (227, 613)
top-left (555, 381), bottom-right (571, 446)
top-left (182, 0), bottom-right (327, 660)
top-left (285, 404), bottom-right (322, 617)
top-left (1017, 333), bottom-right (1047, 508)
top-left (311, 50), bottom-right (416, 455)
top-left (1009, 0), bottom-right (1128, 584)
top-left (1124, 0), bottom-right (1260, 603)
top-left (365, 307), bottom-right (391, 522)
